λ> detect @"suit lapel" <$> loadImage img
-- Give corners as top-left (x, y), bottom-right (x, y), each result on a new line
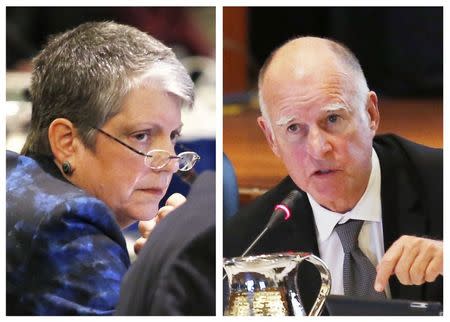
top-left (289, 188), bottom-right (322, 314)
top-left (290, 191), bottom-right (320, 255)
top-left (261, 182), bottom-right (321, 314)
top-left (375, 141), bottom-right (426, 300)
top-left (260, 178), bottom-right (320, 255)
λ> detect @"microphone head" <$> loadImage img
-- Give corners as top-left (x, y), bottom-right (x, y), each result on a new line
top-left (266, 190), bottom-right (304, 229)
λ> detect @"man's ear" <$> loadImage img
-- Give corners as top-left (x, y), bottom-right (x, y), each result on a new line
top-left (47, 118), bottom-right (78, 165)
top-left (366, 91), bottom-right (380, 135)
top-left (257, 116), bottom-right (280, 157)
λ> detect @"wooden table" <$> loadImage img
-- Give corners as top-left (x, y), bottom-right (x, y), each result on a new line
top-left (224, 98), bottom-right (442, 202)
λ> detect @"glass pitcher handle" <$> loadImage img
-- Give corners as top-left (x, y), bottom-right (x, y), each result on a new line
top-left (303, 254), bottom-right (332, 316)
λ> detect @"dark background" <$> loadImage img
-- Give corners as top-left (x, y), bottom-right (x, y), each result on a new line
top-left (224, 7), bottom-right (443, 98)
top-left (7, 6), bottom-right (215, 69)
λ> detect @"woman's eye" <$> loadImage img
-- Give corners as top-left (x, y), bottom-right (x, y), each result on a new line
top-left (134, 133), bottom-right (149, 142)
top-left (171, 131), bottom-right (181, 142)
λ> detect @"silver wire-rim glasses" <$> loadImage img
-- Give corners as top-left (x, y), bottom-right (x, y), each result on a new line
top-left (93, 127), bottom-right (200, 171)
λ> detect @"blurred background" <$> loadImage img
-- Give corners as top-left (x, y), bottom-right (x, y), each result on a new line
top-left (223, 7), bottom-right (443, 218)
top-left (6, 7), bottom-right (216, 260)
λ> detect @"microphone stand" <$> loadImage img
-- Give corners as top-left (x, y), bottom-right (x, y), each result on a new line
top-left (222, 190), bottom-right (303, 281)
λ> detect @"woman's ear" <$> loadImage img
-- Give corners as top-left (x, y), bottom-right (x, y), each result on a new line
top-left (48, 118), bottom-right (78, 165)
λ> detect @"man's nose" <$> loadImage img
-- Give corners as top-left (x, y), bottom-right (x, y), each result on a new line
top-left (306, 127), bottom-right (332, 158)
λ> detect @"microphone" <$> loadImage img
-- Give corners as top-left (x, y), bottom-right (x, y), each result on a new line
top-left (240, 189), bottom-right (303, 257)
top-left (223, 190), bottom-right (304, 280)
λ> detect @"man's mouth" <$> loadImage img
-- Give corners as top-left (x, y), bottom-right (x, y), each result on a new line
top-left (313, 169), bottom-right (336, 176)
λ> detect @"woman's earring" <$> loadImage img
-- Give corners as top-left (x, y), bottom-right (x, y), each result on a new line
top-left (62, 161), bottom-right (73, 175)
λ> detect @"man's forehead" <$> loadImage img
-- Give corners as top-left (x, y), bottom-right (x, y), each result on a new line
top-left (275, 102), bottom-right (349, 126)
top-left (261, 52), bottom-right (346, 110)
top-left (266, 39), bottom-right (338, 77)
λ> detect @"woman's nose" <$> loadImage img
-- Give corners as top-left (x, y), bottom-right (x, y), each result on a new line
top-left (164, 157), bottom-right (180, 174)
top-left (152, 140), bottom-right (178, 173)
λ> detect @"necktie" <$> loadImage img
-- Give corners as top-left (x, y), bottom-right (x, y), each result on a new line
top-left (334, 219), bottom-right (385, 298)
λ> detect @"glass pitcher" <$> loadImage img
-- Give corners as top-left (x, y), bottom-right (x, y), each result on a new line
top-left (223, 252), bottom-right (331, 316)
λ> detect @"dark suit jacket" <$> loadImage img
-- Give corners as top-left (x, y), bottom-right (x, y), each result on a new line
top-left (224, 134), bottom-right (443, 314)
top-left (116, 171), bottom-right (215, 315)
top-left (6, 151), bottom-right (130, 315)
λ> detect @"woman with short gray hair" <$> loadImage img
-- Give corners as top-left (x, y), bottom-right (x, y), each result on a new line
top-left (7, 21), bottom-right (200, 315)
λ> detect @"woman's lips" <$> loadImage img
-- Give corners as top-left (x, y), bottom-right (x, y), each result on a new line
top-left (139, 187), bottom-right (165, 196)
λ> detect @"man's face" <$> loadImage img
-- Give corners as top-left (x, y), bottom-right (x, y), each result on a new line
top-left (73, 86), bottom-right (182, 228)
top-left (258, 64), bottom-right (379, 212)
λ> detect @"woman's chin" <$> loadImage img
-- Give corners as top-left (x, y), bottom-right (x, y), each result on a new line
top-left (116, 204), bottom-right (159, 227)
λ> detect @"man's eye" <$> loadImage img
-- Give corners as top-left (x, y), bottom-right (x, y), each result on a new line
top-left (287, 124), bottom-right (301, 133)
top-left (328, 114), bottom-right (340, 123)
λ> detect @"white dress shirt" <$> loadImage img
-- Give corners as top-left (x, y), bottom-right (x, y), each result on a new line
top-left (307, 149), bottom-right (391, 297)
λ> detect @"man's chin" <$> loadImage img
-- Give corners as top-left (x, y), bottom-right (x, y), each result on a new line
top-left (308, 186), bottom-right (345, 204)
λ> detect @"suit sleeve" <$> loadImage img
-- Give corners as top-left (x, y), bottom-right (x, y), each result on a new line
top-left (147, 230), bottom-right (215, 315)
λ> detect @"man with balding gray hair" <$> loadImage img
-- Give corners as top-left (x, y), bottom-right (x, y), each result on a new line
top-left (224, 37), bottom-right (442, 314)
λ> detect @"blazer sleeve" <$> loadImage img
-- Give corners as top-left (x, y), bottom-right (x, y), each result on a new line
top-left (18, 197), bottom-right (130, 315)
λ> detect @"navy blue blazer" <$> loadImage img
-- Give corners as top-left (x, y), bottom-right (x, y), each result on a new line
top-left (6, 151), bottom-right (130, 315)
top-left (224, 134), bottom-right (443, 314)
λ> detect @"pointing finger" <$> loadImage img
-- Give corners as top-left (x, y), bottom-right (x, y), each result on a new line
top-left (375, 240), bottom-right (404, 292)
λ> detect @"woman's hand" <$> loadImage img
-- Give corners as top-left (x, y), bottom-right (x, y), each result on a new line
top-left (133, 193), bottom-right (186, 254)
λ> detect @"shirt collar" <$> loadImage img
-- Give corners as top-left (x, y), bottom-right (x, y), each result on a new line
top-left (308, 148), bottom-right (382, 242)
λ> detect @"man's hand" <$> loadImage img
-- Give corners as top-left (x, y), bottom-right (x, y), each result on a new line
top-left (375, 235), bottom-right (443, 292)
top-left (133, 193), bottom-right (186, 254)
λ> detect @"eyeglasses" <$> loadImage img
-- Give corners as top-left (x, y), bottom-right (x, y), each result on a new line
top-left (93, 127), bottom-right (200, 172)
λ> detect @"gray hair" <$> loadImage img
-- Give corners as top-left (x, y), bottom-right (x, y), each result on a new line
top-left (22, 21), bottom-right (194, 156)
top-left (258, 36), bottom-right (369, 122)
